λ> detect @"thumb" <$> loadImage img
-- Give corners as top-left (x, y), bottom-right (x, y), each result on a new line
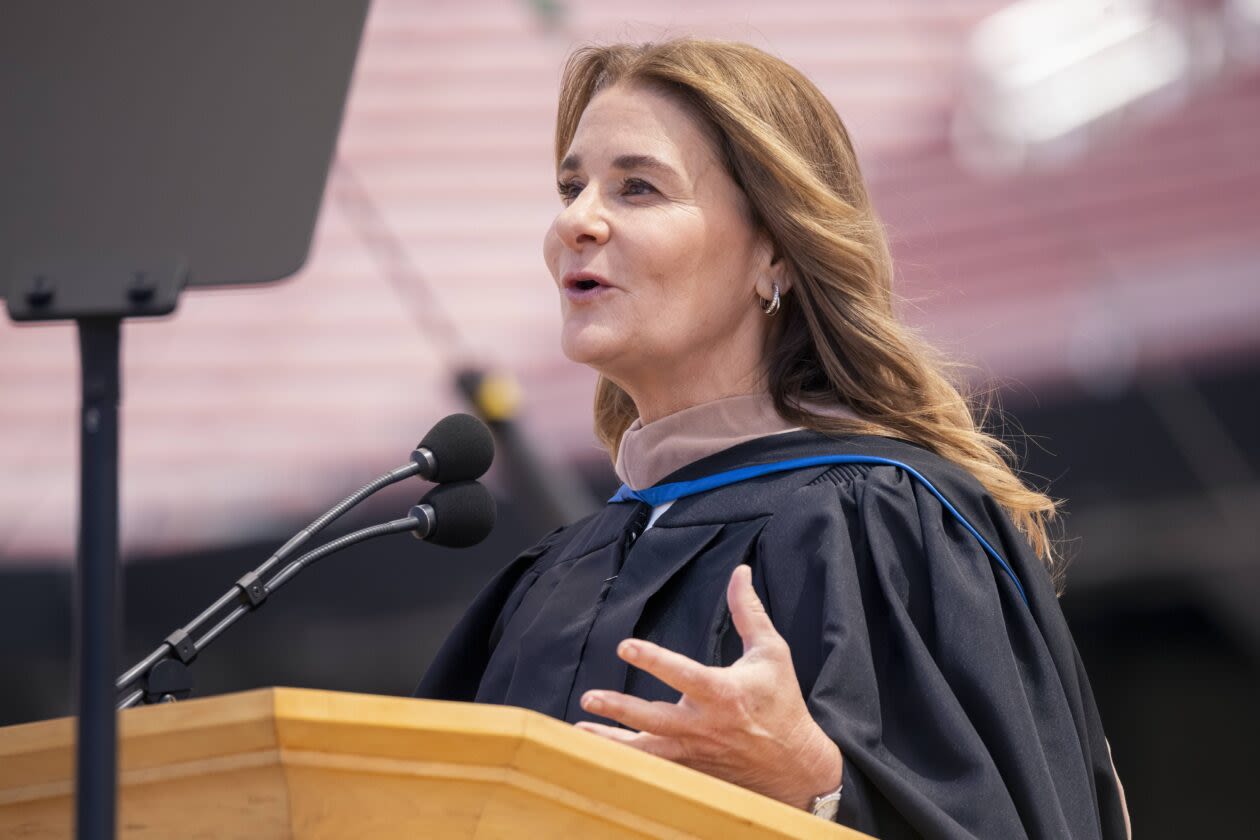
top-left (727, 564), bottom-right (780, 650)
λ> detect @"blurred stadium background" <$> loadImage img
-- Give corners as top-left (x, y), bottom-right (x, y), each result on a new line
top-left (2, 1), bottom-right (1257, 836)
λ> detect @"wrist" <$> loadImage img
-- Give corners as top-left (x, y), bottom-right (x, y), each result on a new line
top-left (791, 729), bottom-right (843, 811)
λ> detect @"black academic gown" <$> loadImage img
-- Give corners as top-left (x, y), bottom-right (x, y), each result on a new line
top-left (416, 431), bottom-right (1129, 839)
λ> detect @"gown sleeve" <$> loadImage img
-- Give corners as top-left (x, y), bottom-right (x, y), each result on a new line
top-left (752, 464), bottom-right (1127, 840)
top-left (413, 525), bottom-right (567, 701)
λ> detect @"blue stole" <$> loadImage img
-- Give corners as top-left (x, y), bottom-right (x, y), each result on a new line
top-left (610, 454), bottom-right (1029, 607)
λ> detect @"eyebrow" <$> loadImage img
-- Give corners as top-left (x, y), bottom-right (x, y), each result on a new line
top-left (559, 153), bottom-right (680, 179)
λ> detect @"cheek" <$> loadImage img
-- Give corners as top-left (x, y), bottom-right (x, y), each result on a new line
top-left (671, 283), bottom-right (747, 349)
top-left (657, 226), bottom-right (751, 331)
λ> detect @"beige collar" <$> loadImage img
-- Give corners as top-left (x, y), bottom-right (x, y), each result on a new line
top-left (614, 392), bottom-right (852, 490)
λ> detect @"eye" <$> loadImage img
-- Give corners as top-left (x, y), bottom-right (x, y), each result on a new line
top-left (557, 178), bottom-right (583, 204)
top-left (621, 177), bottom-right (657, 197)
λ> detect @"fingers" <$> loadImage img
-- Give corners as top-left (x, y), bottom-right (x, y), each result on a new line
top-left (574, 719), bottom-right (640, 743)
top-left (574, 720), bottom-right (686, 762)
top-left (581, 689), bottom-right (689, 736)
top-left (726, 564), bottom-right (781, 649)
top-left (615, 638), bottom-right (723, 701)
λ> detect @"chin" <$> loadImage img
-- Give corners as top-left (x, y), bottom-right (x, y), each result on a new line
top-left (560, 322), bottom-right (633, 371)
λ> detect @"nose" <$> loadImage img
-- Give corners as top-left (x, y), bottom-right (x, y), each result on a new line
top-left (555, 184), bottom-right (610, 250)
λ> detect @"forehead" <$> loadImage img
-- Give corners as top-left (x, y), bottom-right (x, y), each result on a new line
top-left (564, 84), bottom-right (721, 172)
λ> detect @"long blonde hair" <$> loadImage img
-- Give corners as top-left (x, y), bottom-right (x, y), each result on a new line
top-left (556, 39), bottom-right (1060, 572)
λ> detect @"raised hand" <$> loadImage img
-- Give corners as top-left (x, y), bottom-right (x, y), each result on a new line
top-left (575, 564), bottom-right (843, 811)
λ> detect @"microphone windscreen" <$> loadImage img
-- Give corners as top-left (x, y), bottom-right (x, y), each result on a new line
top-left (418, 480), bottom-right (496, 547)
top-left (418, 413), bottom-right (495, 482)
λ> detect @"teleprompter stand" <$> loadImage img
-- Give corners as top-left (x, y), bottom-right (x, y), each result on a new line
top-left (1, 4), bottom-right (370, 837)
top-left (6, 263), bottom-right (185, 840)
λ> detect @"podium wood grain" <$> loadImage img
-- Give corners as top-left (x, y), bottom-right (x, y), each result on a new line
top-left (0, 687), bottom-right (870, 839)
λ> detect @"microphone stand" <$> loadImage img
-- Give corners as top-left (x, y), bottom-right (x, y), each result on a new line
top-left (115, 467), bottom-right (428, 708)
top-left (116, 516), bottom-right (424, 708)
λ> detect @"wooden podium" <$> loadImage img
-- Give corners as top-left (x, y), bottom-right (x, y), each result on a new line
top-left (0, 688), bottom-right (869, 839)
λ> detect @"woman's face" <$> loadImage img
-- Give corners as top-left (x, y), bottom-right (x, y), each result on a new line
top-left (543, 84), bottom-right (781, 414)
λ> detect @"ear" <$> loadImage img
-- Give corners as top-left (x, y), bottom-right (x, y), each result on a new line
top-left (752, 234), bottom-right (792, 302)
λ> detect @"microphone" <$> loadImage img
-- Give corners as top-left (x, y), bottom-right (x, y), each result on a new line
top-left (411, 413), bottom-right (495, 483)
top-left (408, 480), bottom-right (498, 547)
top-left (116, 480), bottom-right (497, 709)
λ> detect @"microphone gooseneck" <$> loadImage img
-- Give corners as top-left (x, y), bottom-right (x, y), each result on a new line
top-left (115, 414), bottom-right (497, 709)
top-left (197, 485), bottom-right (497, 673)
top-left (115, 514), bottom-right (420, 710)
top-left (264, 484), bottom-right (495, 594)
top-left (112, 459), bottom-right (423, 700)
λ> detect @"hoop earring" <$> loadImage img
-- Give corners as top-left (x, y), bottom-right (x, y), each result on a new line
top-left (760, 283), bottom-right (781, 316)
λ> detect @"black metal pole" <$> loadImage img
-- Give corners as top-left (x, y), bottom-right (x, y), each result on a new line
top-left (75, 317), bottom-right (121, 840)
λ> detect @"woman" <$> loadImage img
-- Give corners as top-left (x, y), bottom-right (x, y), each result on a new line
top-left (418, 39), bottom-right (1129, 838)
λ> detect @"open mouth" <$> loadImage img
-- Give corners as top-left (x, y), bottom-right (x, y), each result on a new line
top-left (564, 272), bottom-right (611, 296)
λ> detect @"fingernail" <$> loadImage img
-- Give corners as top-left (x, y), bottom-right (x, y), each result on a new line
top-left (620, 641), bottom-right (639, 661)
top-left (582, 692), bottom-right (604, 712)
